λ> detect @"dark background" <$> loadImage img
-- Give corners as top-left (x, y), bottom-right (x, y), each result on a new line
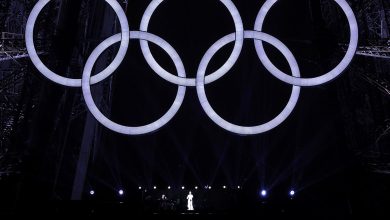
top-left (0, 0), bottom-right (389, 217)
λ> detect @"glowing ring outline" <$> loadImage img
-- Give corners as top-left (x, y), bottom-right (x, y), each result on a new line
top-left (82, 31), bottom-right (186, 135)
top-left (196, 30), bottom-right (301, 135)
top-left (23, 0), bottom-right (360, 136)
top-left (254, 0), bottom-right (358, 87)
top-left (140, 0), bottom-right (244, 87)
top-left (25, 0), bottom-right (130, 87)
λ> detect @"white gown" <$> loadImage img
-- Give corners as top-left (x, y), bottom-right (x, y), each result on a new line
top-left (187, 194), bottom-right (194, 210)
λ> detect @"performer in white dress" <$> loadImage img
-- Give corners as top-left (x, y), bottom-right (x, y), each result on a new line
top-left (186, 191), bottom-right (194, 211)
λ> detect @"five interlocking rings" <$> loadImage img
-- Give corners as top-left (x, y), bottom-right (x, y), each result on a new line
top-left (25, 0), bottom-right (359, 135)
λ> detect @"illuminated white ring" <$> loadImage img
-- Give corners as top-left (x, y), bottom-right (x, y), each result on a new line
top-left (82, 31), bottom-right (186, 135)
top-left (196, 30), bottom-right (301, 135)
top-left (254, 0), bottom-right (358, 87)
top-left (140, 0), bottom-right (244, 87)
top-left (26, 0), bottom-right (130, 87)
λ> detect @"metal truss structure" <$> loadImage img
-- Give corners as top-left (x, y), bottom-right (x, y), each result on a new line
top-left (0, 0), bottom-right (53, 180)
top-left (0, 0), bottom-right (389, 197)
top-left (320, 0), bottom-right (390, 174)
top-left (0, 1), bottom-right (30, 179)
top-left (321, 0), bottom-right (390, 174)
top-left (0, 32), bottom-right (46, 62)
top-left (340, 40), bottom-right (390, 59)
top-left (355, 44), bottom-right (390, 59)
top-left (354, 0), bottom-right (390, 59)
top-left (0, 0), bottom-right (119, 199)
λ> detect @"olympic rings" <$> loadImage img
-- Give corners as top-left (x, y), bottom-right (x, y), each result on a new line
top-left (26, 0), bottom-right (359, 135)
top-left (25, 0), bottom-right (130, 87)
top-left (82, 31), bottom-right (186, 135)
top-left (196, 31), bottom-right (300, 135)
top-left (140, 0), bottom-right (244, 87)
top-left (254, 0), bottom-right (358, 86)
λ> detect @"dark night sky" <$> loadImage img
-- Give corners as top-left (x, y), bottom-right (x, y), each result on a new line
top-left (2, 0), bottom-right (390, 216)
top-left (82, 0), bottom-right (354, 196)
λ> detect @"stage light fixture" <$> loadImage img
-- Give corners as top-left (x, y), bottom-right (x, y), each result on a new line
top-left (181, 186), bottom-right (185, 190)
top-left (118, 189), bottom-right (124, 196)
top-left (168, 186), bottom-right (171, 190)
top-left (261, 190), bottom-right (267, 197)
top-left (195, 186), bottom-right (198, 190)
top-left (138, 186), bottom-right (142, 190)
top-left (89, 190), bottom-right (95, 195)
top-left (237, 186), bottom-right (241, 189)
top-left (290, 190), bottom-right (295, 196)
top-left (223, 185), bottom-right (227, 189)
top-left (153, 186), bottom-right (157, 190)
top-left (208, 186), bottom-right (212, 190)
